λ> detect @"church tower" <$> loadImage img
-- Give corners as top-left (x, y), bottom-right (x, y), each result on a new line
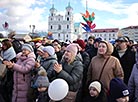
top-left (48, 4), bottom-right (57, 33)
top-left (64, 2), bottom-right (74, 41)
top-left (48, 2), bottom-right (77, 41)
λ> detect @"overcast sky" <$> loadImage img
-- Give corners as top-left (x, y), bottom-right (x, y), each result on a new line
top-left (0, 0), bottom-right (138, 33)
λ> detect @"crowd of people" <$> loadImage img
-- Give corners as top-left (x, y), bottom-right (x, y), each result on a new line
top-left (0, 35), bottom-right (137, 102)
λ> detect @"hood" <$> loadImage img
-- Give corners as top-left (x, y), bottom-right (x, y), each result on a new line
top-left (99, 40), bottom-right (114, 56)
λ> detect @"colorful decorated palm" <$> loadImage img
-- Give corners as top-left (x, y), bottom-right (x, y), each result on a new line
top-left (80, 0), bottom-right (96, 32)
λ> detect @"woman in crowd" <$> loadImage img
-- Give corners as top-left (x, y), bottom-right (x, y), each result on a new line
top-left (53, 43), bottom-right (83, 102)
top-left (3, 43), bottom-right (36, 102)
top-left (87, 40), bottom-right (124, 95)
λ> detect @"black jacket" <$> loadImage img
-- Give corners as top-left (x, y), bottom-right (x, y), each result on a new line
top-left (112, 47), bottom-right (136, 84)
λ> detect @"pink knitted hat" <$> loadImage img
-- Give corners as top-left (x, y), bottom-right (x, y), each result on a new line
top-left (66, 43), bottom-right (78, 56)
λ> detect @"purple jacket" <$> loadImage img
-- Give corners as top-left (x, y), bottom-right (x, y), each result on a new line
top-left (12, 52), bottom-right (36, 102)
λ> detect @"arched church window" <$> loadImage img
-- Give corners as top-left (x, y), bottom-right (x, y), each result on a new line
top-left (67, 17), bottom-right (69, 21)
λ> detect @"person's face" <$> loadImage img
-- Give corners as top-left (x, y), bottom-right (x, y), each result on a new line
top-left (94, 42), bottom-right (99, 48)
top-left (116, 96), bottom-right (129, 102)
top-left (89, 87), bottom-right (99, 97)
top-left (61, 46), bottom-right (66, 51)
top-left (42, 38), bottom-right (48, 44)
top-left (116, 41), bottom-right (127, 50)
top-left (98, 43), bottom-right (107, 55)
top-left (38, 87), bottom-right (47, 92)
top-left (42, 51), bottom-right (49, 58)
top-left (88, 38), bottom-right (94, 45)
top-left (64, 50), bottom-right (72, 62)
top-left (37, 50), bottom-right (43, 56)
top-left (22, 49), bottom-right (30, 56)
top-left (53, 42), bottom-right (60, 52)
top-left (2, 43), bottom-right (7, 50)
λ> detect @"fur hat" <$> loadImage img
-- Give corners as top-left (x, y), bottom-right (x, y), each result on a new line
top-left (89, 81), bottom-right (101, 93)
top-left (66, 43), bottom-right (78, 57)
top-left (110, 78), bottom-right (129, 99)
top-left (43, 46), bottom-right (55, 56)
top-left (22, 43), bottom-right (34, 52)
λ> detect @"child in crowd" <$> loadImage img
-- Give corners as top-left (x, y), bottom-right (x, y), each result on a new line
top-left (35, 70), bottom-right (50, 102)
top-left (109, 78), bottom-right (129, 102)
top-left (83, 80), bottom-right (107, 102)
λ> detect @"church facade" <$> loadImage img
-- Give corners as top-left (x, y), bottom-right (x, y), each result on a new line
top-left (48, 3), bottom-right (78, 42)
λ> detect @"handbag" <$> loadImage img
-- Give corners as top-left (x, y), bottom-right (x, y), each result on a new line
top-left (0, 64), bottom-right (7, 78)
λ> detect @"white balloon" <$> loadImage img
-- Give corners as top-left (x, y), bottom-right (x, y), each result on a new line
top-left (48, 78), bottom-right (69, 101)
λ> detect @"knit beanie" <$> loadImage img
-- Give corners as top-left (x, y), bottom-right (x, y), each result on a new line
top-left (66, 43), bottom-right (78, 57)
top-left (89, 81), bottom-right (101, 93)
top-left (43, 46), bottom-right (55, 56)
top-left (110, 78), bottom-right (129, 99)
top-left (35, 76), bottom-right (49, 88)
top-left (22, 43), bottom-right (34, 52)
top-left (35, 70), bottom-right (49, 88)
top-left (76, 39), bottom-right (86, 49)
top-left (94, 37), bottom-right (102, 43)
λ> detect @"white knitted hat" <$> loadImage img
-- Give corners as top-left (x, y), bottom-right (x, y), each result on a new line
top-left (43, 46), bottom-right (55, 56)
top-left (89, 81), bottom-right (101, 93)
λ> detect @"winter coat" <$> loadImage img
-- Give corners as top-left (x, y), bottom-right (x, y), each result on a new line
top-left (128, 63), bottom-right (138, 102)
top-left (86, 45), bottom-right (98, 60)
top-left (83, 94), bottom-right (107, 102)
top-left (12, 52), bottom-right (36, 102)
top-left (0, 47), bottom-right (16, 102)
top-left (75, 51), bottom-right (90, 102)
top-left (40, 55), bottom-right (57, 82)
top-left (87, 41), bottom-right (124, 91)
top-left (56, 57), bottom-right (83, 92)
top-left (112, 47), bottom-right (136, 84)
top-left (37, 91), bottom-right (50, 102)
top-left (0, 94), bottom-right (5, 102)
